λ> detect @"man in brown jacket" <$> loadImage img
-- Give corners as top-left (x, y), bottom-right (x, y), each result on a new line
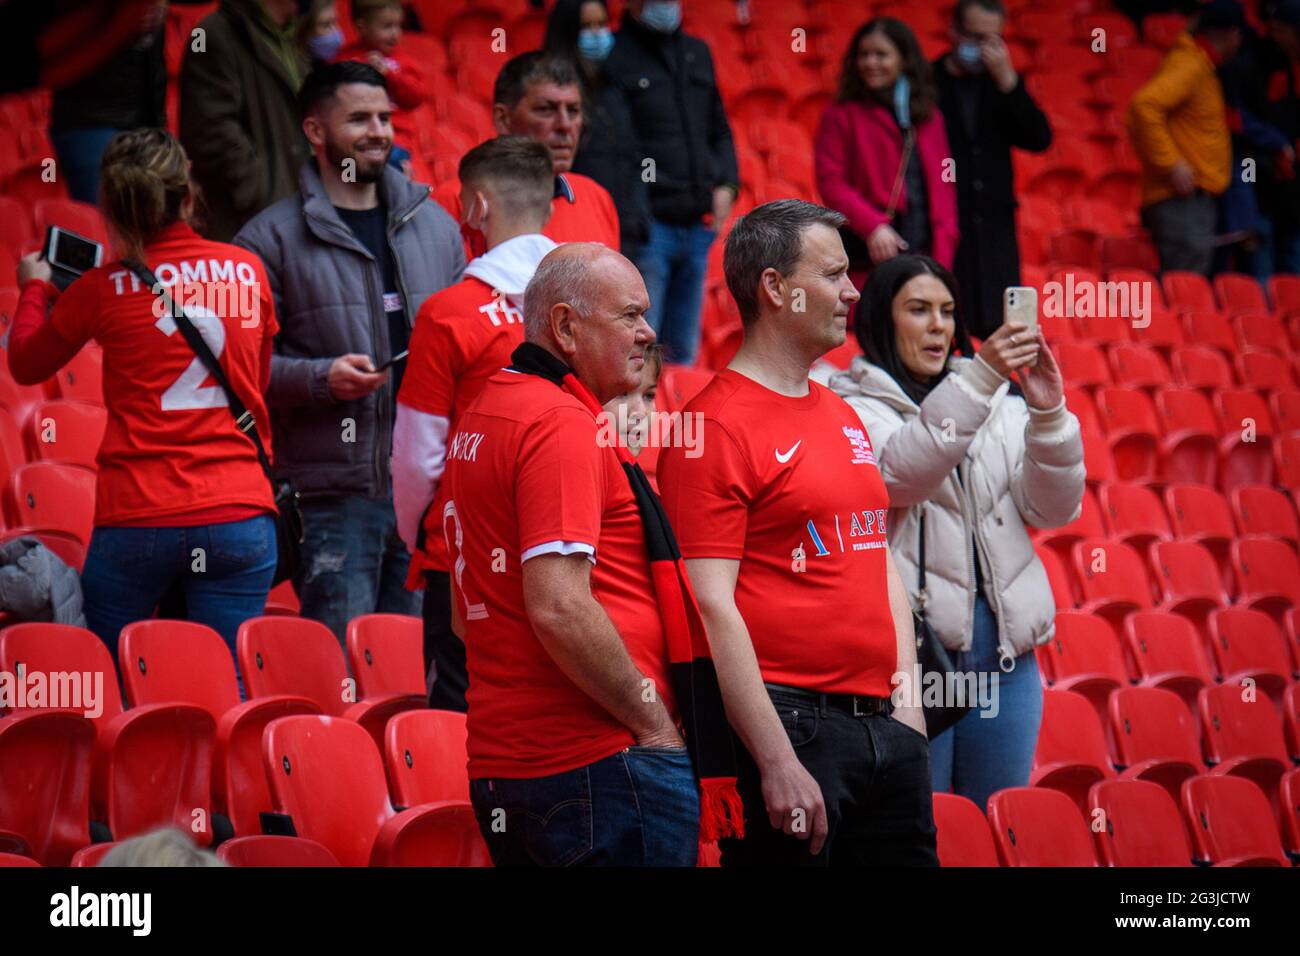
top-left (180, 0), bottom-right (309, 241)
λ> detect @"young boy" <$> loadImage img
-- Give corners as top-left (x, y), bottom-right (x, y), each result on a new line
top-left (601, 343), bottom-right (664, 483)
top-left (336, 0), bottom-right (432, 178)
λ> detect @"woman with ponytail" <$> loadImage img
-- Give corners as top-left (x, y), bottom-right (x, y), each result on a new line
top-left (9, 128), bottom-right (280, 664)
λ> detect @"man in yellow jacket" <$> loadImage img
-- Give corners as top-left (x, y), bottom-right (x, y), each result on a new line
top-left (1126, 0), bottom-right (1245, 275)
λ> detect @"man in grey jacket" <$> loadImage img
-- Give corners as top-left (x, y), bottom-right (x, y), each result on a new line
top-left (235, 61), bottom-right (465, 643)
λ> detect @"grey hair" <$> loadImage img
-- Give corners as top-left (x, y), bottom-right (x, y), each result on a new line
top-left (724, 199), bottom-right (847, 326)
top-left (523, 244), bottom-right (611, 341)
top-left (98, 828), bottom-right (227, 867)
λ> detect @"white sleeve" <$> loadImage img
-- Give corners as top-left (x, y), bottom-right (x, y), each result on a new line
top-left (392, 403), bottom-right (450, 554)
top-left (521, 540), bottom-right (597, 564)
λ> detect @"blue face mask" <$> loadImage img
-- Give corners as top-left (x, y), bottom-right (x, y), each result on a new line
top-left (639, 1), bottom-right (682, 34)
top-left (307, 28), bottom-right (344, 62)
top-left (578, 27), bottom-right (615, 61)
top-left (955, 39), bottom-right (985, 73)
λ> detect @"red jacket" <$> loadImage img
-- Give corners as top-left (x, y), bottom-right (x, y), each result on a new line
top-left (814, 98), bottom-right (959, 268)
top-left (335, 41), bottom-right (431, 150)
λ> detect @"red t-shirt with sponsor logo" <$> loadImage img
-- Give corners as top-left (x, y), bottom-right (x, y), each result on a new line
top-left (433, 172), bottom-right (620, 260)
top-left (443, 370), bottom-right (677, 778)
top-left (658, 369), bottom-right (897, 696)
top-left (397, 275), bottom-right (525, 571)
top-left (46, 222), bottom-right (278, 526)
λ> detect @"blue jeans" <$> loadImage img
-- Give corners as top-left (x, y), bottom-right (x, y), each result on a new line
top-left (49, 126), bottom-right (122, 205)
top-left (293, 494), bottom-right (421, 647)
top-left (928, 594), bottom-right (1044, 813)
top-left (81, 515), bottom-right (278, 664)
top-left (469, 747), bottom-right (700, 866)
top-left (631, 220), bottom-right (716, 366)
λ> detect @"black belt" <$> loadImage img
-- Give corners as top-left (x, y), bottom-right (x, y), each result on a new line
top-left (764, 682), bottom-right (893, 718)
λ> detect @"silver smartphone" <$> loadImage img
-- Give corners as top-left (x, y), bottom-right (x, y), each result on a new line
top-left (1003, 286), bottom-right (1039, 366)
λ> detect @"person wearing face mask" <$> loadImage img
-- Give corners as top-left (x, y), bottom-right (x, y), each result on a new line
top-left (933, 0), bottom-right (1051, 339)
top-left (297, 0), bottom-right (343, 65)
top-left (828, 254), bottom-right (1084, 814)
top-left (393, 135), bottom-right (557, 711)
top-left (606, 0), bottom-right (740, 366)
top-left (544, 0), bottom-right (654, 250)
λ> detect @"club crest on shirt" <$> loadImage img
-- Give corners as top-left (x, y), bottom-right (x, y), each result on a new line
top-left (842, 425), bottom-right (876, 465)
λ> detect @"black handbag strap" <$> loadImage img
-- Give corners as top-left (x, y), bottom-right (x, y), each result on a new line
top-left (915, 506), bottom-right (928, 620)
top-left (121, 259), bottom-right (275, 486)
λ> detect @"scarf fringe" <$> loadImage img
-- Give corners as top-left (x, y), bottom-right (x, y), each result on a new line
top-left (698, 777), bottom-right (745, 842)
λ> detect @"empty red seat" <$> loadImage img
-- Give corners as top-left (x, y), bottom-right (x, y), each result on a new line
top-left (262, 715), bottom-right (483, 867)
top-left (4, 462), bottom-right (95, 550)
top-left (1233, 312), bottom-right (1289, 352)
top-left (1181, 775), bottom-right (1288, 866)
top-left (1198, 683), bottom-right (1290, 801)
top-left (1207, 608), bottom-right (1294, 707)
top-left (1055, 341), bottom-right (1112, 390)
top-left (32, 198), bottom-right (110, 247)
top-left (1231, 485), bottom-right (1298, 548)
top-left (1032, 689), bottom-right (1115, 812)
top-left (1072, 537), bottom-right (1155, 628)
top-left (50, 346), bottom-right (103, 406)
top-left (118, 620), bottom-right (322, 837)
top-left (68, 842), bottom-right (117, 867)
top-left (1232, 537), bottom-right (1300, 618)
top-left (1122, 611), bottom-right (1216, 713)
top-left (215, 835), bottom-right (339, 867)
top-left (1107, 343), bottom-right (1170, 390)
top-left (384, 709), bottom-right (470, 806)
top-left (369, 800), bottom-right (492, 867)
top-left (1164, 484), bottom-right (1235, 589)
top-left (1088, 778), bottom-right (1193, 866)
top-left (1033, 485), bottom-right (1104, 567)
top-left (1215, 389), bottom-right (1276, 491)
top-left (0, 852), bottom-right (40, 866)
top-left (931, 793), bottom-right (999, 867)
top-left (1042, 612), bottom-right (1128, 718)
top-left (0, 711), bottom-right (95, 865)
top-left (1096, 387), bottom-right (1160, 480)
top-left (1163, 271), bottom-right (1216, 312)
top-left (1148, 540), bottom-right (1229, 621)
top-left (1269, 273), bottom-right (1300, 316)
top-left (0, 622), bottom-right (215, 844)
top-left (1037, 544), bottom-right (1078, 609)
top-left (25, 400), bottom-right (106, 469)
top-left (1171, 342), bottom-right (1235, 389)
top-left (1213, 272), bottom-right (1269, 314)
top-left (1237, 349), bottom-right (1295, 390)
top-left (237, 616), bottom-right (425, 753)
top-left (1098, 482), bottom-right (1171, 552)
top-left (1134, 302), bottom-right (1187, 353)
top-left (1155, 387), bottom-right (1219, 485)
top-left (1108, 686), bottom-right (1205, 799)
top-left (987, 787), bottom-right (1099, 866)
top-left (346, 613), bottom-right (426, 699)
top-left (1277, 434), bottom-right (1300, 494)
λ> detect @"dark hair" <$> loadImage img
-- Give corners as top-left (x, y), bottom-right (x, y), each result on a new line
top-left (856, 255), bottom-right (974, 404)
top-left (299, 60), bottom-right (387, 118)
top-left (493, 51), bottom-right (581, 109)
top-left (544, 0), bottom-right (608, 63)
top-left (837, 17), bottom-right (937, 125)
top-left (724, 199), bottom-right (847, 327)
top-left (458, 135), bottom-right (555, 218)
top-left (952, 0), bottom-right (1006, 29)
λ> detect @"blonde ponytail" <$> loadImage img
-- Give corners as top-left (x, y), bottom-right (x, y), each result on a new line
top-left (99, 128), bottom-right (193, 262)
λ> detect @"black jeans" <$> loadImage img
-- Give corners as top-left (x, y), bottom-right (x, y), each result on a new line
top-left (721, 686), bottom-right (939, 867)
top-left (422, 570), bottom-right (467, 712)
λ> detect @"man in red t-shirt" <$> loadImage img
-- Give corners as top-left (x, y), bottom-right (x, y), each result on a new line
top-left (658, 200), bottom-right (937, 867)
top-left (442, 243), bottom-right (698, 866)
top-left (393, 135), bottom-right (557, 711)
top-left (432, 52), bottom-right (621, 260)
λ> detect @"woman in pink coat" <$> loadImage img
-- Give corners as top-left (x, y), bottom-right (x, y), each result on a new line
top-left (815, 17), bottom-right (959, 298)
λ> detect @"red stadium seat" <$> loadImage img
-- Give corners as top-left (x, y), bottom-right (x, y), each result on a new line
top-left (1268, 273), bottom-right (1300, 316)
top-left (1031, 689), bottom-right (1115, 813)
top-left (1213, 272), bottom-right (1269, 315)
top-left (25, 399), bottom-right (106, 469)
top-left (237, 617), bottom-right (425, 753)
top-left (49, 346), bottom-right (103, 406)
top-left (1237, 349), bottom-right (1295, 390)
top-left (4, 462), bottom-right (96, 551)
top-left (1198, 683), bottom-right (1290, 801)
top-left (1148, 540), bottom-right (1228, 621)
top-left (0, 622), bottom-right (215, 844)
top-left (31, 199), bottom-right (110, 248)
top-left (1088, 779), bottom-right (1193, 866)
top-left (1072, 538), bottom-right (1155, 629)
top-left (369, 800), bottom-right (491, 867)
top-left (1098, 482), bottom-right (1171, 553)
top-left (987, 787), bottom-right (1099, 867)
top-left (1279, 768), bottom-right (1300, 862)
top-left (1170, 343), bottom-right (1235, 390)
top-left (1100, 236), bottom-right (1161, 275)
top-left (0, 711), bottom-right (95, 866)
top-left (1215, 390), bottom-right (1275, 491)
top-left (1042, 612), bottom-right (1128, 720)
top-left (1107, 343), bottom-right (1170, 390)
top-left (384, 709), bottom-right (470, 806)
top-left (1164, 484), bottom-right (1235, 588)
top-left (932, 793), bottom-right (999, 867)
top-left (1162, 271), bottom-right (1216, 312)
top-left (262, 715), bottom-right (480, 867)
top-left (1207, 608), bottom-right (1293, 707)
top-left (1055, 341), bottom-right (1112, 390)
top-left (1287, 685), bottom-right (1300, 760)
top-left (1232, 537), bottom-right (1300, 619)
top-left (346, 613), bottom-right (425, 699)
top-left (1123, 611), bottom-right (1215, 714)
top-left (1155, 387), bottom-right (1218, 485)
top-left (1277, 434), bottom-right (1300, 495)
top-left (215, 835), bottom-right (339, 867)
top-left (1109, 686), bottom-right (1205, 799)
top-left (0, 852), bottom-right (40, 866)
top-left (1037, 545), bottom-right (1078, 609)
top-left (1231, 485), bottom-right (1298, 549)
top-left (118, 619), bottom-right (322, 837)
top-left (1034, 485), bottom-right (1104, 568)
top-left (0, 196), bottom-right (35, 253)
top-left (1096, 387), bottom-right (1159, 481)
top-left (69, 842), bottom-right (117, 867)
top-left (1181, 775), bottom-right (1287, 866)
top-left (1233, 312), bottom-right (1289, 352)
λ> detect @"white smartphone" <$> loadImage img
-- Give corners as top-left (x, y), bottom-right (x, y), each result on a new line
top-left (1003, 286), bottom-right (1039, 366)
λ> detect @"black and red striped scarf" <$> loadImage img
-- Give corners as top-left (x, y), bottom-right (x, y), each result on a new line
top-left (510, 342), bottom-right (743, 843)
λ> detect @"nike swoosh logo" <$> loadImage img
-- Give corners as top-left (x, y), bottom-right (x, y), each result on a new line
top-left (775, 440), bottom-right (802, 463)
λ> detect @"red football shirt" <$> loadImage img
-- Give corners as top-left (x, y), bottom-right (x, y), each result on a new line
top-left (433, 172), bottom-right (621, 260)
top-left (46, 222), bottom-right (278, 525)
top-left (397, 274), bottom-right (525, 572)
top-left (443, 370), bottom-right (677, 778)
top-left (658, 369), bottom-right (898, 696)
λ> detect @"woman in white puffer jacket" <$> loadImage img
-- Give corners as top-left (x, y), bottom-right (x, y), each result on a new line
top-left (829, 254), bottom-right (1084, 810)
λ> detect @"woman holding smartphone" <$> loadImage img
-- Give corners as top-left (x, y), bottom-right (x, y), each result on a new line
top-left (828, 254), bottom-right (1084, 810)
top-left (9, 128), bottom-right (279, 664)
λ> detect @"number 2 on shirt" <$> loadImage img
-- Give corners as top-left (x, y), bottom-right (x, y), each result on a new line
top-left (442, 499), bottom-right (488, 621)
top-left (155, 304), bottom-right (229, 411)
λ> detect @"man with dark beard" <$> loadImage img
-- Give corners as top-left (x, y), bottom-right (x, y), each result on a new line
top-left (235, 61), bottom-right (464, 645)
